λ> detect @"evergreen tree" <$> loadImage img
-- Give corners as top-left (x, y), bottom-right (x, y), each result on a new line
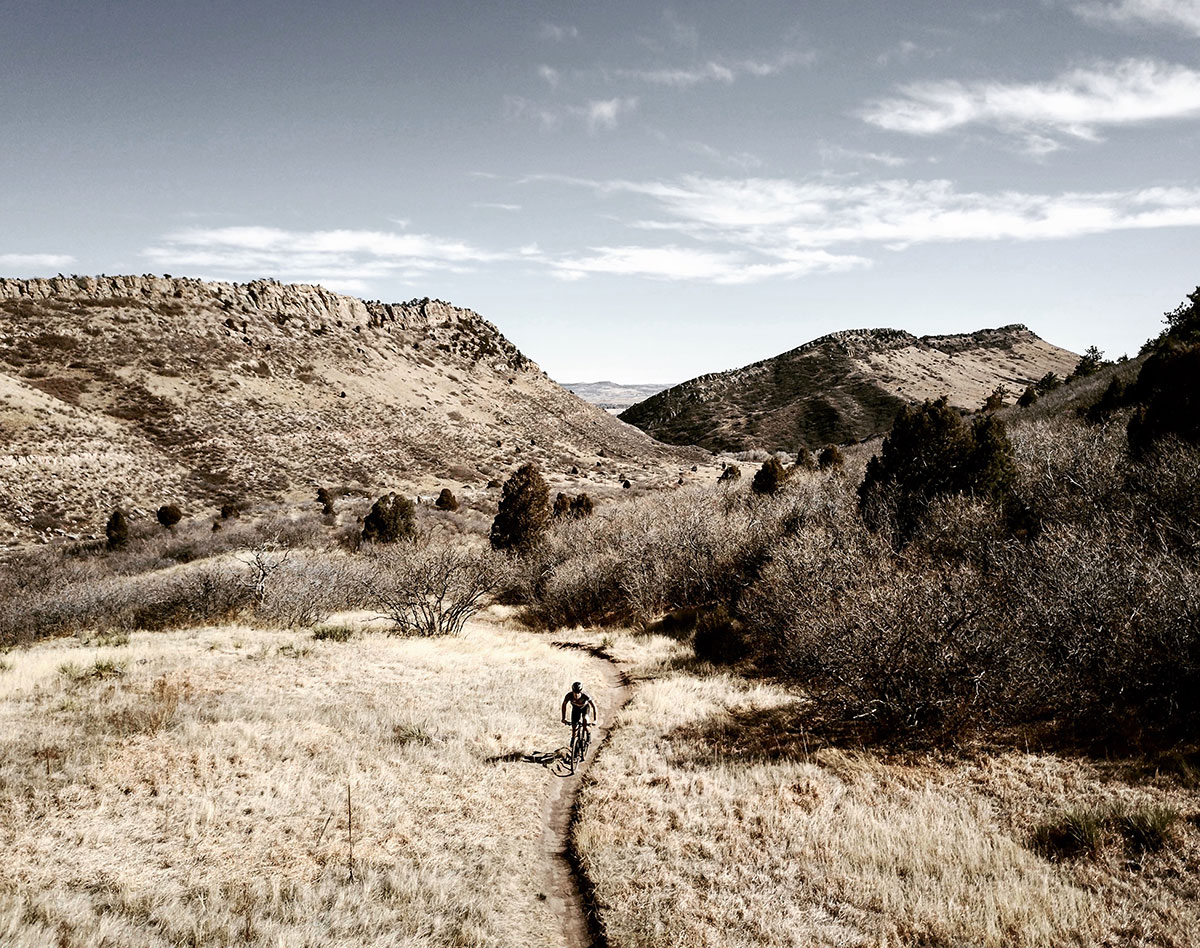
top-left (818, 444), bottom-right (845, 473)
top-left (317, 487), bottom-right (335, 515)
top-left (490, 463), bottom-right (550, 552)
top-left (435, 488), bottom-right (459, 511)
top-left (362, 492), bottom-right (416, 543)
top-left (156, 504), bottom-right (182, 529)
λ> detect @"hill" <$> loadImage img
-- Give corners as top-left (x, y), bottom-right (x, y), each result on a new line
top-left (0, 275), bottom-right (697, 543)
top-left (619, 325), bottom-right (1079, 452)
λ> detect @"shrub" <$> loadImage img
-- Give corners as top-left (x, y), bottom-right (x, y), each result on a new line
top-left (692, 604), bottom-right (748, 665)
top-left (1127, 343), bottom-right (1200, 457)
top-left (794, 445), bottom-right (817, 471)
top-left (717, 464), bottom-right (741, 483)
top-left (859, 397), bottom-right (1016, 543)
top-left (982, 384), bottom-right (1008, 412)
top-left (1017, 385), bottom-right (1038, 408)
top-left (220, 502), bottom-right (239, 520)
top-left (490, 463), bottom-right (549, 552)
top-left (818, 444), bottom-right (844, 472)
top-left (105, 509), bottom-right (129, 550)
top-left (317, 487), bottom-right (335, 515)
top-left (750, 457), bottom-right (787, 495)
top-left (362, 493), bottom-right (416, 544)
top-left (156, 504), bottom-right (183, 529)
top-left (364, 543), bottom-right (504, 636)
top-left (570, 493), bottom-right (594, 518)
top-left (435, 488), bottom-right (459, 511)
top-left (312, 623), bottom-right (355, 642)
top-left (1035, 372), bottom-right (1061, 394)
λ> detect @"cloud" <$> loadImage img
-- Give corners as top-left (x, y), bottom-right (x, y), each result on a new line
top-left (545, 245), bottom-right (869, 284)
top-left (613, 50), bottom-right (814, 89)
top-left (685, 141), bottom-right (764, 170)
top-left (1072, 0), bottom-right (1200, 35)
top-left (539, 22), bottom-right (578, 41)
top-left (142, 227), bottom-right (507, 286)
top-left (859, 58), bottom-right (1200, 149)
top-left (0, 253), bottom-right (77, 271)
top-left (473, 202), bottom-right (522, 211)
top-left (570, 97), bottom-right (639, 133)
top-left (875, 40), bottom-right (935, 67)
top-left (818, 142), bottom-right (909, 167)
top-left (545, 173), bottom-right (1200, 253)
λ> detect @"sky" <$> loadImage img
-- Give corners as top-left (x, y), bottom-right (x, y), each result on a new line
top-left (2, 0), bottom-right (1199, 383)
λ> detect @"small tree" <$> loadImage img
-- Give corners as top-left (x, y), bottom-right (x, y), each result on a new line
top-left (1068, 346), bottom-right (1105, 382)
top-left (1035, 372), bottom-right (1061, 394)
top-left (1127, 343), bottom-right (1200, 457)
top-left (794, 445), bottom-right (817, 471)
top-left (317, 487), bottom-right (335, 515)
top-left (435, 488), bottom-right (459, 511)
top-left (105, 509), bottom-right (129, 550)
top-left (1158, 285), bottom-right (1200, 346)
top-left (490, 463), bottom-right (549, 552)
top-left (362, 492), bottom-right (416, 544)
top-left (1017, 385), bottom-right (1038, 408)
top-left (818, 444), bottom-right (845, 473)
top-left (552, 492), bottom-right (571, 519)
top-left (156, 504), bottom-right (182, 529)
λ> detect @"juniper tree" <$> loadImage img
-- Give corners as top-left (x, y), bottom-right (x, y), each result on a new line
top-left (105, 509), bottom-right (129, 550)
top-left (489, 463), bottom-right (549, 552)
top-left (362, 492), bottom-right (416, 544)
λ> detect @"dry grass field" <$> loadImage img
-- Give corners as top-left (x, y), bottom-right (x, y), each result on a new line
top-left (574, 632), bottom-right (1200, 948)
top-left (0, 618), bottom-right (608, 947)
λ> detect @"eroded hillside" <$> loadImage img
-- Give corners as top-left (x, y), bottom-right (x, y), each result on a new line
top-left (0, 276), bottom-right (696, 542)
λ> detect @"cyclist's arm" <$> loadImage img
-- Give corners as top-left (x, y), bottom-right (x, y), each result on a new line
top-left (587, 698), bottom-right (599, 724)
top-left (561, 695), bottom-right (570, 722)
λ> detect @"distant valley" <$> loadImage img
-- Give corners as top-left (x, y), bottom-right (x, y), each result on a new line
top-left (562, 380), bottom-right (673, 413)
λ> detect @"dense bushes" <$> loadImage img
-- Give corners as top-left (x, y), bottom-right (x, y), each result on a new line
top-left (362, 493), bottom-right (415, 544)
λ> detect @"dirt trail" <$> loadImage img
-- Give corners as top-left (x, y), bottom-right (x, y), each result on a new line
top-left (541, 645), bottom-right (631, 948)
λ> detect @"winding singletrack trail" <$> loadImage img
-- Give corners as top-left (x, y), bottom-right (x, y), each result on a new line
top-left (542, 645), bottom-right (631, 948)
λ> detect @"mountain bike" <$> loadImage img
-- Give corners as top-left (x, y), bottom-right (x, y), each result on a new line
top-left (566, 718), bottom-right (592, 774)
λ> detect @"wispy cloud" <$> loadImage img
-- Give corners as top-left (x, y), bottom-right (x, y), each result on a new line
top-left (543, 173), bottom-right (1200, 253)
top-left (142, 227), bottom-right (507, 290)
top-left (859, 58), bottom-right (1200, 151)
top-left (1072, 0), bottom-right (1200, 35)
top-left (539, 22), bottom-right (578, 42)
top-left (545, 245), bottom-right (868, 284)
top-left (0, 253), bottom-right (77, 271)
top-left (614, 50), bottom-right (812, 89)
top-left (685, 141), bottom-right (764, 170)
top-left (569, 97), bottom-right (639, 133)
top-left (818, 142), bottom-right (909, 167)
top-left (875, 40), bottom-right (937, 68)
top-left (472, 202), bottom-right (522, 211)
top-left (537, 64), bottom-right (560, 88)
top-left (503, 95), bottom-right (560, 129)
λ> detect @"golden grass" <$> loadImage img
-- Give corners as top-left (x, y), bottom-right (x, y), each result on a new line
top-left (0, 621), bottom-right (597, 947)
top-left (575, 632), bottom-right (1200, 948)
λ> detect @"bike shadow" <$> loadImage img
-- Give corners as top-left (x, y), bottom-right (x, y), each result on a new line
top-left (487, 746), bottom-right (575, 777)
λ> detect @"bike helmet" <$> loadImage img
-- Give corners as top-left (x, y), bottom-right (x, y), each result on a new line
top-left (572, 681), bottom-right (582, 691)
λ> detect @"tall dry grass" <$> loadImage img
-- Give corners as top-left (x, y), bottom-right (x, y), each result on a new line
top-left (0, 622), bottom-right (594, 947)
top-left (574, 631), bottom-right (1200, 948)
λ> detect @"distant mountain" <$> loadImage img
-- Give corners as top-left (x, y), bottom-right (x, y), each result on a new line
top-left (563, 381), bottom-right (673, 413)
top-left (619, 325), bottom-right (1079, 453)
top-left (0, 275), bottom-right (697, 542)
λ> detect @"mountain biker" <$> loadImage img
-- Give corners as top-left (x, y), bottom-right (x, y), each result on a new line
top-left (561, 681), bottom-right (598, 744)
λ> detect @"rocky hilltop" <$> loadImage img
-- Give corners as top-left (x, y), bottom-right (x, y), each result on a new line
top-left (0, 275), bottom-right (694, 542)
top-left (620, 325), bottom-right (1080, 453)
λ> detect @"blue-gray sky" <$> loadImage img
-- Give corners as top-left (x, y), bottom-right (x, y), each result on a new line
top-left (3, 0), bottom-right (1199, 381)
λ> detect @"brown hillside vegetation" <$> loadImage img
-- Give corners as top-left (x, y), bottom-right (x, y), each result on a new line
top-left (620, 325), bottom-right (1079, 452)
top-left (0, 275), bottom-right (702, 544)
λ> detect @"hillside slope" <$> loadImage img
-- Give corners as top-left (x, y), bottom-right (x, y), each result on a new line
top-left (0, 275), bottom-right (693, 542)
top-left (620, 325), bottom-right (1079, 452)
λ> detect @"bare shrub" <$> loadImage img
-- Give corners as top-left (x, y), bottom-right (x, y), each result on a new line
top-left (364, 542), bottom-right (504, 636)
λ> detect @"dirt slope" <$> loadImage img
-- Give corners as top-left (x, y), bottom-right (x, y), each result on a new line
top-left (0, 275), bottom-right (698, 542)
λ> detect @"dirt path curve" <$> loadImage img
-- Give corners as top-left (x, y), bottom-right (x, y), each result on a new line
top-left (541, 645), bottom-right (631, 948)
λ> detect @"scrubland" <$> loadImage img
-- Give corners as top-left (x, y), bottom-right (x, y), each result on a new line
top-left (574, 632), bottom-right (1200, 947)
top-left (0, 620), bottom-right (596, 947)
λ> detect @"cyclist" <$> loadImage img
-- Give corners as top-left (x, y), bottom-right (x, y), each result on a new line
top-left (561, 681), bottom-right (598, 747)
